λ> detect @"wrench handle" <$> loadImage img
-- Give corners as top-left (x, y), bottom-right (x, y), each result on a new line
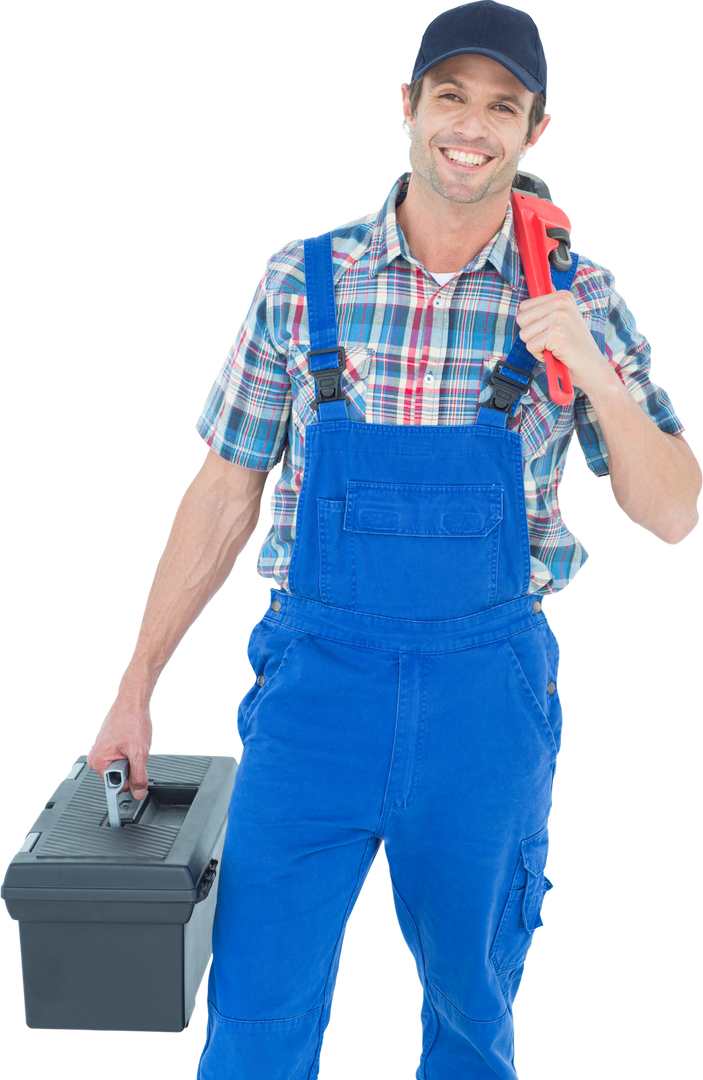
top-left (511, 191), bottom-right (575, 405)
top-left (544, 349), bottom-right (574, 406)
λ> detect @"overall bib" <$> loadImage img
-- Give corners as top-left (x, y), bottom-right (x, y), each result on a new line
top-left (198, 233), bottom-right (579, 1080)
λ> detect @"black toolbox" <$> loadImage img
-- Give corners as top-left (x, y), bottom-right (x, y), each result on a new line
top-left (1, 753), bottom-right (237, 1031)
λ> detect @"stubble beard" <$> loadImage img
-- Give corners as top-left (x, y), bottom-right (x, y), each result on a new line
top-left (406, 135), bottom-right (516, 206)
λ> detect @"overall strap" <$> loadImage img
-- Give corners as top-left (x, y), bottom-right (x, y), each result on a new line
top-left (303, 232), bottom-right (350, 421)
top-left (477, 254), bottom-right (580, 429)
top-left (303, 229), bottom-right (579, 427)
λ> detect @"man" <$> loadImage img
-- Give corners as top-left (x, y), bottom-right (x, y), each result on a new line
top-left (88, 3), bottom-right (700, 1077)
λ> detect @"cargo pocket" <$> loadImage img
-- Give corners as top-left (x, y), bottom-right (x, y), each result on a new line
top-left (490, 825), bottom-right (553, 977)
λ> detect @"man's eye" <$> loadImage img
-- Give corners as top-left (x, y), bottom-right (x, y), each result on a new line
top-left (494, 104), bottom-right (514, 113)
top-left (440, 93), bottom-right (461, 101)
top-left (442, 95), bottom-right (514, 113)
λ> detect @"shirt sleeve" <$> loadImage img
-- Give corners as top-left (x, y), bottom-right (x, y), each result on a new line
top-left (196, 275), bottom-right (291, 471)
top-left (574, 280), bottom-right (684, 477)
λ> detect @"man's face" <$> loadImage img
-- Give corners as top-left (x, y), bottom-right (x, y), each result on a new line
top-left (402, 54), bottom-right (549, 205)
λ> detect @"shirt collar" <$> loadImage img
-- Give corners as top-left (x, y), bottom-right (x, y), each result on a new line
top-left (368, 172), bottom-right (521, 290)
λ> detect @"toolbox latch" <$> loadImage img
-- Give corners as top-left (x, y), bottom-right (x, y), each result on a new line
top-left (197, 859), bottom-right (219, 903)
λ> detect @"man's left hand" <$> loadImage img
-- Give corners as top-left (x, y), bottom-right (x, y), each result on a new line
top-left (516, 289), bottom-right (614, 398)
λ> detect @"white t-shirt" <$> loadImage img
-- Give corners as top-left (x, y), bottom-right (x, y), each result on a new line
top-left (428, 271), bottom-right (460, 286)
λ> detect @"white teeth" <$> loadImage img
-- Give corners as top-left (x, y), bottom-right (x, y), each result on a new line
top-left (444, 148), bottom-right (489, 166)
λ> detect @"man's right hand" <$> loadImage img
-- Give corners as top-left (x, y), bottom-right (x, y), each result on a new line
top-left (87, 697), bottom-right (153, 800)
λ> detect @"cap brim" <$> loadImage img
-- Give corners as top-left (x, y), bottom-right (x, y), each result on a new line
top-left (413, 47), bottom-right (544, 95)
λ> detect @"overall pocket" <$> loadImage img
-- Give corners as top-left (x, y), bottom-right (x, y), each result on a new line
top-left (237, 620), bottom-right (309, 741)
top-left (319, 480), bottom-right (504, 618)
top-left (503, 626), bottom-right (561, 757)
top-left (490, 825), bottom-right (553, 976)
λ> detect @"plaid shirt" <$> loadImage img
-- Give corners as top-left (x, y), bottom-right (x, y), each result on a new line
top-left (197, 173), bottom-right (684, 595)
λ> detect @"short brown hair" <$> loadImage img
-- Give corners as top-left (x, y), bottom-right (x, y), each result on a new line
top-left (407, 76), bottom-right (546, 141)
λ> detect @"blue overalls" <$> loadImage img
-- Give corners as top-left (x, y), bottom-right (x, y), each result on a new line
top-left (198, 232), bottom-right (579, 1080)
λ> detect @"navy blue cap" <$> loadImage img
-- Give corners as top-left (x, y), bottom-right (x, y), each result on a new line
top-left (412, 1), bottom-right (547, 99)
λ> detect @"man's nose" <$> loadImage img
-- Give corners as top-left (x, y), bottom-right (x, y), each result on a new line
top-left (452, 103), bottom-right (490, 141)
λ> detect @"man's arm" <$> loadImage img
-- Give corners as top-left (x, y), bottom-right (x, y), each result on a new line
top-left (574, 379), bottom-right (700, 542)
top-left (116, 449), bottom-right (271, 708)
top-left (516, 290), bottom-right (701, 543)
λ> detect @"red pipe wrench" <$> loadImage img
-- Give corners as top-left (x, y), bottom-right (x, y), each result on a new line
top-left (510, 190), bottom-right (574, 406)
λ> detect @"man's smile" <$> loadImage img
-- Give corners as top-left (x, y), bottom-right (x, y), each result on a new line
top-left (439, 146), bottom-right (495, 170)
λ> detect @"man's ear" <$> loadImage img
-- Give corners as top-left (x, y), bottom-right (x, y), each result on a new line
top-left (525, 112), bottom-right (551, 152)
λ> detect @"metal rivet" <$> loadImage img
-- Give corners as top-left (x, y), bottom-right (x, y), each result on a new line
top-left (257, 674), bottom-right (266, 687)
top-left (533, 600), bottom-right (542, 613)
top-left (547, 681), bottom-right (556, 696)
top-left (272, 599), bottom-right (281, 612)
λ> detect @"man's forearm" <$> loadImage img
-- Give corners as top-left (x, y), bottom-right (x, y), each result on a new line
top-left (585, 367), bottom-right (701, 543)
top-left (119, 453), bottom-right (268, 703)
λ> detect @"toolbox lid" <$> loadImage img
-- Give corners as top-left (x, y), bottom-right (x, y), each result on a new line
top-left (1, 755), bottom-right (236, 902)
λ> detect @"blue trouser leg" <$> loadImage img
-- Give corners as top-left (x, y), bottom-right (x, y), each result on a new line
top-left (198, 611), bottom-right (560, 1080)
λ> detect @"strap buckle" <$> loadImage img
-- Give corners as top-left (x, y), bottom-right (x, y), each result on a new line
top-left (307, 346), bottom-right (349, 410)
top-left (486, 359), bottom-right (535, 414)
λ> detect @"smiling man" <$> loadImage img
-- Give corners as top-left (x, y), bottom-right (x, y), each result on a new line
top-left (399, 14), bottom-right (699, 557)
top-left (184, 2), bottom-right (699, 1080)
top-left (88, 3), bottom-right (700, 1078)
top-left (398, 52), bottom-right (547, 266)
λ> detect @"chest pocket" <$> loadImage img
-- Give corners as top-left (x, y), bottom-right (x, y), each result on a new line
top-left (478, 355), bottom-right (574, 462)
top-left (517, 367), bottom-right (575, 461)
top-left (318, 481), bottom-right (505, 619)
top-left (286, 346), bottom-right (374, 430)
top-left (345, 481), bottom-right (502, 536)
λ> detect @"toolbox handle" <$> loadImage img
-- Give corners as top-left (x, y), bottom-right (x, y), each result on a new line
top-left (196, 859), bottom-right (219, 903)
top-left (104, 759), bottom-right (130, 828)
